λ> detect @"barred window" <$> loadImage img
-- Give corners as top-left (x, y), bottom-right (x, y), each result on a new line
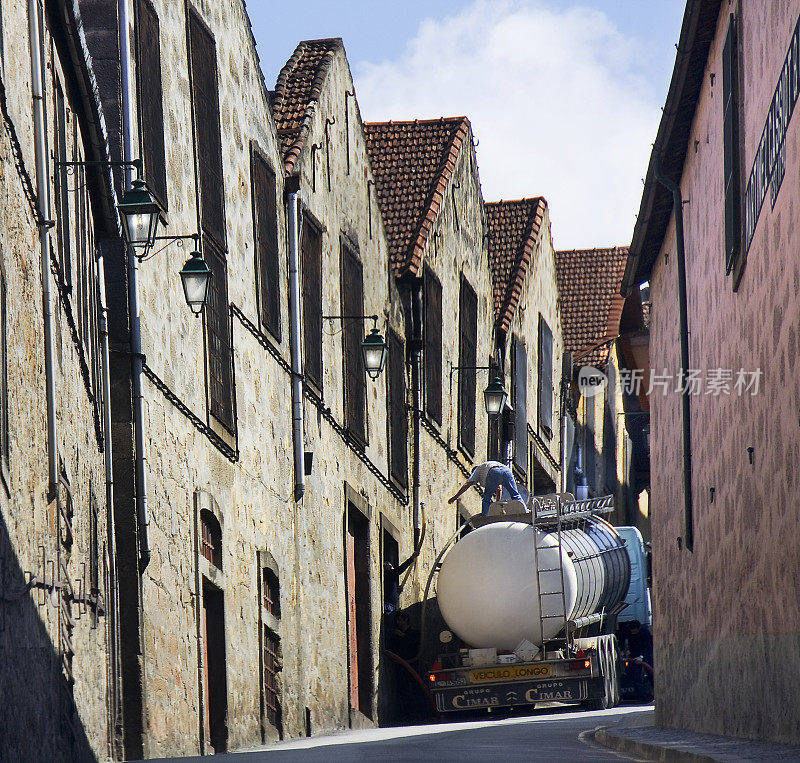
top-left (262, 567), bottom-right (280, 618)
top-left (388, 329), bottom-right (407, 487)
top-left (53, 80), bottom-right (71, 288)
top-left (204, 237), bottom-right (234, 431)
top-left (458, 276), bottom-right (477, 455)
top-left (423, 266), bottom-right (442, 424)
top-left (189, 8), bottom-right (226, 246)
top-left (340, 242), bottom-right (366, 444)
top-left (512, 336), bottom-right (527, 475)
top-left (136, 0), bottom-right (168, 210)
top-left (200, 510), bottom-right (222, 570)
top-left (263, 628), bottom-right (281, 733)
top-left (538, 316), bottom-right (553, 438)
top-left (251, 147), bottom-right (280, 340)
top-left (302, 220), bottom-right (323, 392)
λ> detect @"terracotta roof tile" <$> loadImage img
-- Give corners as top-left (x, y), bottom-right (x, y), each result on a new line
top-left (363, 117), bottom-right (471, 278)
top-left (272, 38), bottom-right (342, 175)
top-left (485, 198), bottom-right (548, 334)
top-left (555, 247), bottom-right (629, 367)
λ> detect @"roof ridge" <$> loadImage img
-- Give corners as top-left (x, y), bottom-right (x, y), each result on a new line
top-left (363, 115), bottom-right (468, 127)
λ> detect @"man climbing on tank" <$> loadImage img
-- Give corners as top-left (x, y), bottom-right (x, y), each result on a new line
top-left (447, 460), bottom-right (523, 515)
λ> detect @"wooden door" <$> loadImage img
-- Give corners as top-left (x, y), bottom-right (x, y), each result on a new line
top-left (346, 524), bottom-right (359, 709)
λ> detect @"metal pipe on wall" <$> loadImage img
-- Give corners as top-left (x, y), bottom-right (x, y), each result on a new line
top-left (27, 0), bottom-right (58, 500)
top-left (118, 0), bottom-right (150, 569)
top-left (653, 155), bottom-right (694, 552)
top-left (411, 280), bottom-right (423, 542)
top-left (286, 182), bottom-right (305, 501)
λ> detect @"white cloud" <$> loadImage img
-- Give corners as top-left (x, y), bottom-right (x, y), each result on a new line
top-left (353, 0), bottom-right (661, 250)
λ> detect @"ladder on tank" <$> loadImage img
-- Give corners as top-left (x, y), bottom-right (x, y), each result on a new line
top-left (531, 494), bottom-right (572, 655)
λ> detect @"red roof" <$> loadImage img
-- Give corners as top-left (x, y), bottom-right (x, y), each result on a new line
top-left (272, 38), bottom-right (343, 175)
top-left (485, 198), bottom-right (548, 334)
top-left (555, 247), bottom-right (629, 367)
top-left (363, 117), bottom-right (471, 278)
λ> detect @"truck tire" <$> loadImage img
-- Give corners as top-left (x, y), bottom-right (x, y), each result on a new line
top-left (582, 637), bottom-right (614, 711)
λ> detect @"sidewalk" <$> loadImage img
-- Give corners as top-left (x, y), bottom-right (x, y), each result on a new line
top-left (594, 709), bottom-right (800, 761)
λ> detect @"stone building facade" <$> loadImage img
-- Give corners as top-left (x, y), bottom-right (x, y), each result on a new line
top-left (624, 0), bottom-right (800, 744)
top-left (0, 1), bottom-right (117, 759)
top-left (1, 3), bottom-right (575, 760)
top-left (555, 246), bottom-right (649, 534)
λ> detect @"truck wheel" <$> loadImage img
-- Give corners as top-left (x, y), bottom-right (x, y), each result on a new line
top-left (582, 638), bottom-right (612, 711)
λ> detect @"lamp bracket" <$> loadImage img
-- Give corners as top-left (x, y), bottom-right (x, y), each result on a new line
top-left (137, 233), bottom-right (200, 262)
top-left (55, 158), bottom-right (142, 176)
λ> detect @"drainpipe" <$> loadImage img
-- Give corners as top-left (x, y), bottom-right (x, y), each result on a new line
top-left (653, 155), bottom-right (694, 552)
top-left (286, 177), bottom-right (305, 501)
top-left (410, 280), bottom-right (423, 545)
top-left (98, 254), bottom-right (121, 752)
top-left (119, 0), bottom-right (150, 569)
top-left (28, 0), bottom-right (58, 500)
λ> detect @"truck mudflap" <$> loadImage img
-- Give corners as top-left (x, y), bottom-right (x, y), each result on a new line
top-left (434, 676), bottom-right (605, 712)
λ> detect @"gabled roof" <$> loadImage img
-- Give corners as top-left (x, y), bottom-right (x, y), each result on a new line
top-left (623, 0), bottom-right (722, 293)
top-left (485, 198), bottom-right (548, 335)
top-left (272, 38), bottom-right (343, 176)
top-left (363, 117), bottom-right (471, 278)
top-left (555, 247), bottom-right (629, 367)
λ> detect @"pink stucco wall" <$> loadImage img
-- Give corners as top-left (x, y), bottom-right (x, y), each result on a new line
top-left (648, 0), bottom-right (800, 743)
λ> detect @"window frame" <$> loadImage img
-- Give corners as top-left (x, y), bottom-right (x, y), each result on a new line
top-left (340, 238), bottom-right (367, 445)
top-left (457, 275), bottom-right (477, 457)
top-left (301, 214), bottom-right (324, 395)
top-left (423, 265), bottom-right (443, 425)
top-left (387, 328), bottom-right (408, 489)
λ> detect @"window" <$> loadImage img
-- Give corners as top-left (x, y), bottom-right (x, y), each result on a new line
top-left (457, 276), bottom-right (477, 455)
top-left (0, 269), bottom-right (8, 477)
top-left (200, 509), bottom-right (222, 569)
top-left (722, 14), bottom-right (741, 276)
top-left (388, 329), bottom-right (407, 487)
top-left (585, 396), bottom-right (596, 492)
top-left (204, 238), bottom-right (234, 431)
top-left (262, 628), bottom-right (281, 734)
top-left (251, 147), bottom-right (280, 340)
top-left (189, 8), bottom-right (226, 247)
top-left (301, 219), bottom-right (323, 392)
top-left (538, 316), bottom-right (553, 438)
top-left (423, 266), bottom-right (442, 424)
top-left (262, 567), bottom-right (280, 618)
top-left (340, 241), bottom-right (366, 444)
top-left (53, 80), bottom-right (71, 287)
top-left (512, 336), bottom-right (527, 476)
top-left (136, 0), bottom-right (168, 210)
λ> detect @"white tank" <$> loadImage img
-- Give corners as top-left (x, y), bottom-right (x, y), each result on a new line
top-left (436, 521), bottom-right (578, 650)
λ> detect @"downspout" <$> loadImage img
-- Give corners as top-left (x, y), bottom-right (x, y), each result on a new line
top-left (410, 280), bottom-right (423, 545)
top-left (118, 0), bottom-right (150, 569)
top-left (28, 0), bottom-right (58, 500)
top-left (653, 155), bottom-right (694, 551)
top-left (98, 254), bottom-right (121, 756)
top-left (286, 178), bottom-right (305, 501)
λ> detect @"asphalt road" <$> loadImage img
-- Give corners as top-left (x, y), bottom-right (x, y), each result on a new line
top-left (153, 704), bottom-right (652, 762)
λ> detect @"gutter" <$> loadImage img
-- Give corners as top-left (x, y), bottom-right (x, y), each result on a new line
top-left (118, 0), bottom-right (150, 569)
top-left (28, 0), bottom-right (58, 500)
top-left (286, 177), bottom-right (305, 501)
top-left (653, 156), bottom-right (694, 552)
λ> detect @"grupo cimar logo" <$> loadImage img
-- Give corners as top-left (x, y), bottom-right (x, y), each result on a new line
top-left (578, 366), bottom-right (608, 397)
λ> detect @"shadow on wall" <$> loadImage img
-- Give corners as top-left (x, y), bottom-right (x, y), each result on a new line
top-left (0, 510), bottom-right (97, 762)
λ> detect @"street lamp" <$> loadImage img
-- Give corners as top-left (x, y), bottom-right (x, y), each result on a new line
top-left (179, 249), bottom-right (213, 315)
top-left (361, 326), bottom-right (388, 380)
top-left (483, 376), bottom-right (508, 416)
top-left (117, 177), bottom-right (163, 251)
top-left (449, 365), bottom-right (509, 417)
top-left (323, 314), bottom-right (387, 380)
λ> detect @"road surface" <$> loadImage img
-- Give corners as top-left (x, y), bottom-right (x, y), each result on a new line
top-left (153, 704), bottom-right (652, 762)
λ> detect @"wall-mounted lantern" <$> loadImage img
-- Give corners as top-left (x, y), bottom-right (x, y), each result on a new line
top-left (324, 314), bottom-right (387, 380)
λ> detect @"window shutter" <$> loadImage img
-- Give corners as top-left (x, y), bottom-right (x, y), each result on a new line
top-left (722, 14), bottom-right (741, 275)
top-left (538, 317), bottom-right (553, 436)
top-left (341, 244), bottom-right (366, 443)
top-left (54, 82), bottom-right (71, 287)
top-left (388, 329), bottom-right (407, 487)
top-left (251, 149), bottom-right (280, 340)
top-left (189, 10), bottom-right (226, 246)
top-left (136, 0), bottom-right (167, 209)
top-left (424, 267), bottom-right (442, 424)
top-left (512, 336), bottom-right (527, 474)
top-left (204, 237), bottom-right (234, 430)
top-left (302, 221), bottom-right (323, 391)
top-left (458, 277), bottom-right (477, 455)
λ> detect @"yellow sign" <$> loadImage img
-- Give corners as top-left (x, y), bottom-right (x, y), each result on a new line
top-left (469, 664), bottom-right (551, 683)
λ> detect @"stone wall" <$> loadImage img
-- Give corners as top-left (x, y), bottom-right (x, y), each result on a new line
top-left (648, 0), bottom-right (800, 744)
top-left (0, 2), bottom-right (112, 759)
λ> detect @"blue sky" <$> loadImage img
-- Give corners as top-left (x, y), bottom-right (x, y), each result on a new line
top-left (245, 0), bottom-right (686, 249)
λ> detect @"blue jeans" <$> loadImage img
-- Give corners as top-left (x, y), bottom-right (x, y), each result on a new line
top-left (482, 465), bottom-right (522, 514)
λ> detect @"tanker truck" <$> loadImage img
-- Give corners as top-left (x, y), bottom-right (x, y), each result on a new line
top-left (425, 493), bottom-right (630, 713)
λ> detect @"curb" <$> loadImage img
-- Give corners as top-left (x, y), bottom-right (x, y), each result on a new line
top-left (594, 727), bottom-right (720, 762)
